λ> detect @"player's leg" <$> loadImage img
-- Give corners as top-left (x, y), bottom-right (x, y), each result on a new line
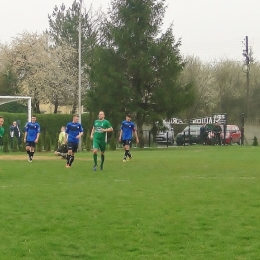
top-left (25, 142), bottom-right (31, 161)
top-left (127, 140), bottom-right (133, 159)
top-left (30, 144), bottom-right (35, 161)
top-left (92, 140), bottom-right (99, 170)
top-left (93, 149), bottom-right (98, 170)
top-left (124, 144), bottom-right (130, 162)
top-left (100, 151), bottom-right (105, 170)
top-left (124, 140), bottom-right (132, 161)
top-left (68, 151), bottom-right (75, 166)
top-left (122, 140), bottom-right (127, 162)
top-left (100, 142), bottom-right (106, 170)
top-left (68, 143), bottom-right (78, 166)
top-left (66, 142), bottom-right (73, 167)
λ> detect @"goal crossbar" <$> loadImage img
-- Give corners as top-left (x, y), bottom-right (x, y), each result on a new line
top-left (0, 95), bottom-right (31, 122)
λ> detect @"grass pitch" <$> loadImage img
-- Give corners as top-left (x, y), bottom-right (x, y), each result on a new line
top-left (1, 146), bottom-right (260, 259)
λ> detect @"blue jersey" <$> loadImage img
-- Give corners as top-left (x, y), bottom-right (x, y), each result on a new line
top-left (121, 120), bottom-right (136, 140)
top-left (26, 122), bottom-right (40, 142)
top-left (65, 122), bottom-right (83, 144)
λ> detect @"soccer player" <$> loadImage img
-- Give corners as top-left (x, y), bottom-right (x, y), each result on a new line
top-left (65, 114), bottom-right (83, 168)
top-left (90, 111), bottom-right (113, 171)
top-left (0, 116), bottom-right (5, 144)
top-left (118, 114), bottom-right (139, 162)
top-left (24, 115), bottom-right (40, 162)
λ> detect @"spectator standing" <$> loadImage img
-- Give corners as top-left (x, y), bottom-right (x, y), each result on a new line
top-left (9, 121), bottom-right (21, 149)
top-left (200, 123), bottom-right (209, 145)
top-left (213, 122), bottom-right (222, 145)
top-left (0, 116), bottom-right (4, 146)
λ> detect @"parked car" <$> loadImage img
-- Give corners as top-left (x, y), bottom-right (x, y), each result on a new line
top-left (155, 121), bottom-right (174, 145)
top-left (207, 124), bottom-right (242, 145)
top-left (176, 125), bottom-right (201, 145)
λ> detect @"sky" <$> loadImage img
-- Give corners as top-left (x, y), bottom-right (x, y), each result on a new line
top-left (0, 0), bottom-right (260, 63)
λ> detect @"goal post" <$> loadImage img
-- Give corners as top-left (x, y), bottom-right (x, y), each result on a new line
top-left (0, 96), bottom-right (32, 122)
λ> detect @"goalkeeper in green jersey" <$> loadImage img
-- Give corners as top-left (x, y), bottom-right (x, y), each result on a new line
top-left (90, 111), bottom-right (113, 171)
top-left (0, 117), bottom-right (4, 146)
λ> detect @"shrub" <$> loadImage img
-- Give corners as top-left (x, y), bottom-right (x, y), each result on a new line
top-left (20, 138), bottom-right (26, 152)
top-left (37, 136), bottom-right (43, 152)
top-left (109, 134), bottom-right (116, 151)
top-left (3, 134), bottom-right (9, 153)
top-left (44, 132), bottom-right (52, 151)
top-left (11, 137), bottom-right (18, 152)
top-left (252, 136), bottom-right (258, 146)
top-left (85, 134), bottom-right (92, 151)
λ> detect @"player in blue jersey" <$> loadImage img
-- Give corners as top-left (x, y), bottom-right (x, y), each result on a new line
top-left (24, 115), bottom-right (40, 162)
top-left (65, 114), bottom-right (84, 168)
top-left (118, 114), bottom-right (139, 162)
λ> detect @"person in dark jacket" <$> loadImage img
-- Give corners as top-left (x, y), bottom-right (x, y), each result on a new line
top-left (9, 121), bottom-right (21, 149)
top-left (200, 123), bottom-right (209, 145)
top-left (213, 122), bottom-right (222, 145)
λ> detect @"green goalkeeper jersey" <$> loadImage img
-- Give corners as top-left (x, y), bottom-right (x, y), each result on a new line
top-left (0, 126), bottom-right (4, 138)
top-left (93, 119), bottom-right (112, 141)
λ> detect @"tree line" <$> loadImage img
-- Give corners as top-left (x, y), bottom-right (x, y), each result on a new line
top-left (0, 0), bottom-right (259, 139)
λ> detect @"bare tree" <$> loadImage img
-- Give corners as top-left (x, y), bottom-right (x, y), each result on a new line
top-left (1, 32), bottom-right (80, 113)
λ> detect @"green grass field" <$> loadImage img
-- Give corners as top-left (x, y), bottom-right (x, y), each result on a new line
top-left (1, 146), bottom-right (260, 260)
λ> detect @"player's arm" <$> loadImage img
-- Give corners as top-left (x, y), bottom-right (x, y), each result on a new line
top-left (76, 131), bottom-right (83, 139)
top-left (90, 126), bottom-right (95, 139)
top-left (118, 129), bottom-right (123, 141)
top-left (102, 126), bottom-right (113, 132)
top-left (134, 128), bottom-right (139, 143)
top-left (35, 124), bottom-right (40, 143)
top-left (24, 131), bottom-right (27, 143)
top-left (65, 133), bottom-right (68, 143)
top-left (24, 124), bottom-right (29, 143)
top-left (35, 132), bottom-right (40, 143)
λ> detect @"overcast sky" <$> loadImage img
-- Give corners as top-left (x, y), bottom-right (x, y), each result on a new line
top-left (1, 0), bottom-right (259, 62)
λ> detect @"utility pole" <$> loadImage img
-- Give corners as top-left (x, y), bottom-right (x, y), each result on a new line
top-left (242, 36), bottom-right (250, 117)
top-left (78, 0), bottom-right (82, 151)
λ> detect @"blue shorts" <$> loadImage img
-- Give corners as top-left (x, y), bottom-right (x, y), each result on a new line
top-left (26, 141), bottom-right (36, 147)
top-left (122, 139), bottom-right (132, 147)
top-left (67, 142), bottom-right (78, 153)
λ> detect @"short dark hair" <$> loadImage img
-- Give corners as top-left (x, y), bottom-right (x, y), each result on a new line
top-left (32, 115), bottom-right (36, 118)
top-left (126, 114), bottom-right (132, 118)
top-left (73, 114), bottom-right (79, 117)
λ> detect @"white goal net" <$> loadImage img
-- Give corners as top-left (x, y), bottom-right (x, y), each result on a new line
top-left (0, 96), bottom-right (32, 122)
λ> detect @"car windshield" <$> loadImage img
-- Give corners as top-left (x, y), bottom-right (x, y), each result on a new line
top-left (183, 125), bottom-right (201, 132)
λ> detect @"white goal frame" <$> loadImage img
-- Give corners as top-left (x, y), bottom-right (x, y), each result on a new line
top-left (0, 95), bottom-right (32, 122)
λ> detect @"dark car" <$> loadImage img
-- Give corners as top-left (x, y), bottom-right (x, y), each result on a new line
top-left (176, 125), bottom-right (201, 145)
top-left (208, 124), bottom-right (242, 145)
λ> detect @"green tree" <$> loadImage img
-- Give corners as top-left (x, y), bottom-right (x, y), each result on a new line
top-left (87, 0), bottom-right (194, 146)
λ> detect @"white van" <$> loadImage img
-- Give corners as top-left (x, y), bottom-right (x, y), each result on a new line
top-left (155, 120), bottom-right (174, 145)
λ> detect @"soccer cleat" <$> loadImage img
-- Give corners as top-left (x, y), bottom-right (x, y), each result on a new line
top-left (93, 165), bottom-right (97, 171)
top-left (127, 156), bottom-right (133, 161)
top-left (123, 159), bottom-right (126, 162)
top-left (28, 159), bottom-right (32, 162)
top-left (66, 164), bottom-right (71, 168)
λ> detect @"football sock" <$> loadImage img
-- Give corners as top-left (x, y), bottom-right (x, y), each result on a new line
top-left (67, 154), bottom-right (70, 164)
top-left (69, 156), bottom-right (74, 166)
top-left (101, 154), bottom-right (104, 165)
top-left (124, 150), bottom-right (128, 159)
top-left (127, 150), bottom-right (131, 158)
top-left (27, 150), bottom-right (30, 156)
top-left (30, 151), bottom-right (34, 159)
top-left (93, 153), bottom-right (97, 165)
